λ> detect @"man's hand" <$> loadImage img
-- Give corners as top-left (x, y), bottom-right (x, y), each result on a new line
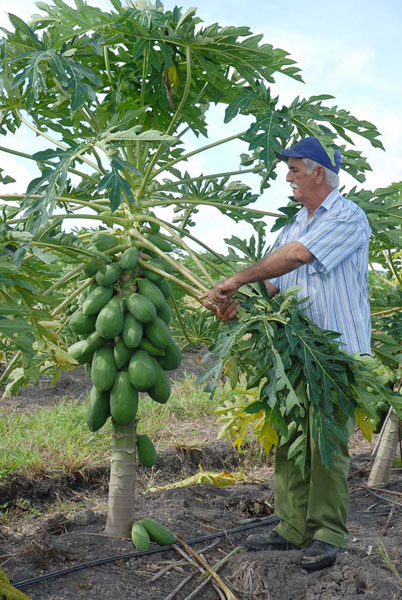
top-left (200, 277), bottom-right (240, 322)
top-left (216, 299), bottom-right (238, 321)
top-left (200, 276), bottom-right (240, 305)
top-left (202, 298), bottom-right (238, 322)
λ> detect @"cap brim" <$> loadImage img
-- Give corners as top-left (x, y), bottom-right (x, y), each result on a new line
top-left (275, 149), bottom-right (302, 161)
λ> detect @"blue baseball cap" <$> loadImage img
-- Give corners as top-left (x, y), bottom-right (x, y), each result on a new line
top-left (276, 137), bottom-right (342, 173)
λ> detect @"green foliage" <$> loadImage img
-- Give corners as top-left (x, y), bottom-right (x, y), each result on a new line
top-left (0, 1), bottom-right (398, 455)
top-left (0, 0), bottom-right (379, 230)
top-left (350, 183), bottom-right (402, 255)
top-left (170, 304), bottom-right (222, 350)
top-left (198, 288), bottom-right (401, 471)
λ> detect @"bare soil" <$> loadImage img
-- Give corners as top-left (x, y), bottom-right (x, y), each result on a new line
top-left (1, 357), bottom-right (401, 600)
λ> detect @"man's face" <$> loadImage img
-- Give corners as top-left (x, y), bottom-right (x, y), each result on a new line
top-left (286, 158), bottom-right (319, 203)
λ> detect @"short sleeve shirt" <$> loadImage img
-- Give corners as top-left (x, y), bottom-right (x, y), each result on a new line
top-left (269, 189), bottom-right (371, 355)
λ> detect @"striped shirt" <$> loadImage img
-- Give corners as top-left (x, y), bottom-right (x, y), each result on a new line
top-left (269, 189), bottom-right (371, 355)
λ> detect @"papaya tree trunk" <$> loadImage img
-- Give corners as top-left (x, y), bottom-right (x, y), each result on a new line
top-left (368, 408), bottom-right (400, 486)
top-left (105, 420), bottom-right (137, 538)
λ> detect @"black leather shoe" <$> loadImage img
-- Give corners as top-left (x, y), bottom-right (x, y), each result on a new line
top-left (245, 530), bottom-right (299, 551)
top-left (301, 540), bottom-right (346, 571)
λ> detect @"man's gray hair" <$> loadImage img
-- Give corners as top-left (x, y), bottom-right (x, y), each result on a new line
top-left (302, 158), bottom-right (339, 189)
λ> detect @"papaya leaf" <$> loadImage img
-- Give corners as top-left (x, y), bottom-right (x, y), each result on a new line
top-left (389, 395), bottom-right (402, 419)
top-left (97, 160), bottom-right (135, 211)
top-left (287, 430), bottom-right (308, 477)
top-left (0, 168), bottom-right (15, 185)
top-left (63, 58), bottom-right (98, 111)
top-left (257, 418), bottom-right (279, 454)
top-left (311, 410), bottom-right (348, 470)
top-left (100, 125), bottom-right (179, 147)
top-left (354, 407), bottom-right (375, 442)
top-left (224, 356), bottom-right (239, 389)
top-left (0, 318), bottom-right (34, 354)
top-left (244, 400), bottom-right (265, 414)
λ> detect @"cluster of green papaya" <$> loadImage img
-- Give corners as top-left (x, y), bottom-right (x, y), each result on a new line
top-left (67, 231), bottom-right (181, 467)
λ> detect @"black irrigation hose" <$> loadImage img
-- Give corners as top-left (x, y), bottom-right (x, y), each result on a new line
top-left (13, 516), bottom-right (279, 590)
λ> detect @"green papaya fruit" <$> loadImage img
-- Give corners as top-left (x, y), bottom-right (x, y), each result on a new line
top-left (95, 262), bottom-right (123, 287)
top-left (158, 342), bottom-right (181, 371)
top-left (157, 303), bottom-right (172, 325)
top-left (155, 278), bottom-right (172, 299)
top-left (110, 371), bottom-right (138, 425)
top-left (137, 279), bottom-right (166, 311)
top-left (122, 313), bottom-right (143, 348)
top-left (68, 331), bottom-right (103, 364)
top-left (136, 434), bottom-right (157, 467)
top-left (68, 340), bottom-right (89, 365)
top-left (146, 234), bottom-right (173, 253)
top-left (139, 338), bottom-right (166, 357)
top-left (142, 214), bottom-right (160, 233)
top-left (152, 257), bottom-right (173, 274)
top-left (83, 261), bottom-right (99, 277)
top-left (131, 520), bottom-right (151, 551)
top-left (148, 357), bottom-right (171, 404)
top-left (120, 247), bottom-right (139, 271)
top-left (141, 518), bottom-right (176, 546)
top-left (86, 387), bottom-right (110, 432)
top-left (67, 302), bottom-right (79, 315)
top-left (126, 293), bottom-right (157, 324)
top-left (142, 260), bottom-right (162, 283)
top-left (91, 346), bottom-right (117, 391)
top-left (82, 286), bottom-right (113, 316)
top-left (70, 310), bottom-right (97, 335)
top-left (128, 350), bottom-right (156, 391)
top-left (96, 297), bottom-right (125, 339)
top-left (145, 316), bottom-right (172, 349)
top-left (82, 330), bottom-right (104, 356)
top-left (92, 231), bottom-right (118, 251)
top-left (113, 339), bottom-right (132, 369)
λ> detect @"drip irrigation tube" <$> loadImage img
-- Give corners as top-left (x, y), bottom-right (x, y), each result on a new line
top-left (13, 516), bottom-right (279, 590)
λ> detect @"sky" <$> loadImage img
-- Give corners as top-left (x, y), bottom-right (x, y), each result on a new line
top-left (0, 0), bottom-right (401, 252)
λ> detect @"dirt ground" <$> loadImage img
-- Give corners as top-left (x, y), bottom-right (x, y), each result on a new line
top-left (0, 357), bottom-right (401, 600)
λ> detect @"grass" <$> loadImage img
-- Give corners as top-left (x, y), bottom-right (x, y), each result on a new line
top-left (0, 374), bottom-right (229, 481)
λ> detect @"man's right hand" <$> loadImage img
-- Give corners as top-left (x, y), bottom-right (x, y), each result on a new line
top-left (216, 298), bottom-right (238, 321)
top-left (202, 297), bottom-right (238, 322)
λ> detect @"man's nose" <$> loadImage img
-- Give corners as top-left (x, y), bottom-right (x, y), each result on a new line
top-left (286, 171), bottom-right (293, 182)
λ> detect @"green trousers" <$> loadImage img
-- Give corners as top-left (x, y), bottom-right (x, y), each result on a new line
top-left (273, 417), bottom-right (354, 549)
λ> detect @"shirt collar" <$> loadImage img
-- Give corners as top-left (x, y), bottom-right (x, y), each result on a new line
top-left (295, 188), bottom-right (340, 223)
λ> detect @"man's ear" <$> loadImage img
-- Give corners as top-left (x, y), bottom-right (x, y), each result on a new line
top-left (315, 165), bottom-right (325, 184)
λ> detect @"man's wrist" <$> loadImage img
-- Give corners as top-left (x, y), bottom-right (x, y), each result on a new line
top-left (231, 273), bottom-right (244, 289)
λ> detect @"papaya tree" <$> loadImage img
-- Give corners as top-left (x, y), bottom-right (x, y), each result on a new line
top-left (0, 0), bottom-right (400, 538)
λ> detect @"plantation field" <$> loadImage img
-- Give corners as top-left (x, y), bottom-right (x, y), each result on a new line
top-left (0, 360), bottom-right (401, 600)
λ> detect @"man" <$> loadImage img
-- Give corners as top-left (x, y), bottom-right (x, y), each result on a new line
top-left (201, 136), bottom-right (371, 571)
